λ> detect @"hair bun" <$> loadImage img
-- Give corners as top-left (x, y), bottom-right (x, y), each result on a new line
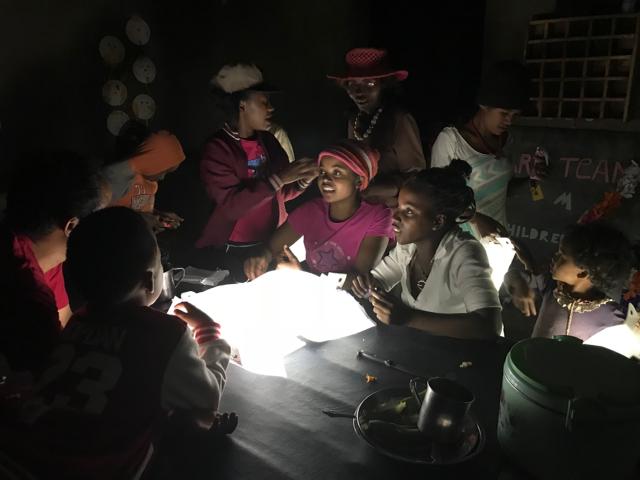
top-left (447, 159), bottom-right (472, 180)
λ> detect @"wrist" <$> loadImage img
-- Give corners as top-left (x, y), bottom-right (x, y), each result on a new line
top-left (193, 321), bottom-right (221, 344)
top-left (268, 174), bottom-right (284, 191)
top-left (297, 178), bottom-right (311, 190)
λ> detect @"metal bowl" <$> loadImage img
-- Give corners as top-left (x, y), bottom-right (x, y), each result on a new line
top-left (353, 387), bottom-right (485, 465)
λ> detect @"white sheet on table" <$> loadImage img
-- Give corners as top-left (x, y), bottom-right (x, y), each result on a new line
top-left (169, 269), bottom-right (374, 377)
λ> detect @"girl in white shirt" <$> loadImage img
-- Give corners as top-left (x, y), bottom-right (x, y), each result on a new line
top-left (430, 61), bottom-right (535, 239)
top-left (352, 160), bottom-right (502, 339)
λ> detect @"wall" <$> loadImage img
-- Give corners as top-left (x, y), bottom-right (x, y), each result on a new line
top-left (483, 0), bottom-right (640, 258)
top-left (483, 0), bottom-right (556, 71)
top-left (0, 0), bottom-right (166, 186)
top-left (0, 0), bottom-right (487, 165)
top-left (482, 0), bottom-right (640, 338)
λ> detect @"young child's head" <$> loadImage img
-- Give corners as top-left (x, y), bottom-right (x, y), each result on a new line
top-left (552, 222), bottom-right (633, 297)
top-left (394, 160), bottom-right (474, 245)
top-left (317, 140), bottom-right (379, 204)
top-left (211, 64), bottom-right (275, 132)
top-left (5, 150), bottom-right (106, 257)
top-left (66, 207), bottom-right (163, 307)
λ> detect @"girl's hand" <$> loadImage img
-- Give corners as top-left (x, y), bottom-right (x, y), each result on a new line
top-left (279, 159), bottom-right (319, 185)
top-left (507, 274), bottom-right (537, 317)
top-left (369, 290), bottom-right (410, 325)
top-left (244, 249), bottom-right (272, 281)
top-left (157, 210), bottom-right (184, 230)
top-left (471, 212), bottom-right (508, 239)
top-left (351, 273), bottom-right (382, 298)
top-left (141, 212), bottom-right (166, 234)
top-left (275, 245), bottom-right (302, 271)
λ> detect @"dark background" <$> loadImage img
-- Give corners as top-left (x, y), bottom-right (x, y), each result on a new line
top-left (0, 0), bottom-right (484, 181)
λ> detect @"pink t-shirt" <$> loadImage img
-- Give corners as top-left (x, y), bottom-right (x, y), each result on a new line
top-left (288, 198), bottom-right (394, 274)
top-left (12, 233), bottom-right (69, 310)
top-left (229, 138), bottom-right (277, 243)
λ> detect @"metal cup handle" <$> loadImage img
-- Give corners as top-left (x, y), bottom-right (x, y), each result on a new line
top-left (409, 377), bottom-right (429, 406)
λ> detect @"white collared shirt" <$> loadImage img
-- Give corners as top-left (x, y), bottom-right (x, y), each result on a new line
top-left (371, 227), bottom-right (501, 314)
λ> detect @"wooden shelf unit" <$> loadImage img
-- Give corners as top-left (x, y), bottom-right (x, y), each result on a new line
top-left (524, 13), bottom-right (640, 121)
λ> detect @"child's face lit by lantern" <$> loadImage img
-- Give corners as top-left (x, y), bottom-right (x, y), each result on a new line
top-left (392, 187), bottom-right (438, 245)
top-left (318, 156), bottom-right (360, 203)
top-left (551, 241), bottom-right (588, 287)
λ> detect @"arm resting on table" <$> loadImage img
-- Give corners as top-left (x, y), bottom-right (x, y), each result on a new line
top-left (405, 307), bottom-right (502, 340)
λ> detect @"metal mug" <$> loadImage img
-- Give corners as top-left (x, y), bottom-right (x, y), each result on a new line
top-left (409, 377), bottom-right (474, 444)
top-left (159, 268), bottom-right (185, 302)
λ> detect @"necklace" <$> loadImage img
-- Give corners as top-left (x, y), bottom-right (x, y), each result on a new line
top-left (553, 284), bottom-right (611, 335)
top-left (409, 252), bottom-right (434, 293)
top-left (353, 106), bottom-right (383, 141)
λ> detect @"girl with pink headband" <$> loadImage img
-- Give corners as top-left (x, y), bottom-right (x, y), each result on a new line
top-left (244, 139), bottom-right (394, 287)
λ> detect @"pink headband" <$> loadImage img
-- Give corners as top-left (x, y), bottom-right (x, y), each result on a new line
top-left (317, 140), bottom-right (379, 190)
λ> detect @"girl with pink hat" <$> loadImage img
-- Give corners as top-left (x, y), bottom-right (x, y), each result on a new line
top-left (328, 48), bottom-right (426, 206)
top-left (244, 139), bottom-right (394, 288)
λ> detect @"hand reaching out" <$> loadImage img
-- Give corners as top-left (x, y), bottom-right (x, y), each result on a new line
top-left (244, 248), bottom-right (272, 281)
top-left (173, 302), bottom-right (216, 329)
top-left (275, 245), bottom-right (302, 271)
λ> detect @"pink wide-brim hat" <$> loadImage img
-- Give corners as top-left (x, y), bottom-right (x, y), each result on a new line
top-left (327, 48), bottom-right (408, 81)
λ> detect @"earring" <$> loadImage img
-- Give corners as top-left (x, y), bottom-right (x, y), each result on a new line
top-left (432, 226), bottom-right (439, 231)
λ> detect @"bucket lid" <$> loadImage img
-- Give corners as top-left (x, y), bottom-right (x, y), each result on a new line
top-left (507, 338), bottom-right (640, 405)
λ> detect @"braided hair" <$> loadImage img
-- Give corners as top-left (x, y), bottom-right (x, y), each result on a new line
top-left (404, 159), bottom-right (476, 225)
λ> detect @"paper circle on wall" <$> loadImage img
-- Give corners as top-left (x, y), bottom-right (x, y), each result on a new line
top-left (126, 16), bottom-right (151, 46)
top-left (107, 110), bottom-right (130, 136)
top-left (132, 56), bottom-right (156, 84)
top-left (132, 94), bottom-right (156, 120)
top-left (98, 36), bottom-right (125, 66)
top-left (102, 80), bottom-right (128, 106)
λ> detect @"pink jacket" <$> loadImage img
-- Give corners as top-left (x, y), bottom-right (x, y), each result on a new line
top-left (196, 129), bottom-right (304, 248)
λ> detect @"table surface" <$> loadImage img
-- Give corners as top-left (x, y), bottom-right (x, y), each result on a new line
top-left (151, 324), bottom-right (518, 480)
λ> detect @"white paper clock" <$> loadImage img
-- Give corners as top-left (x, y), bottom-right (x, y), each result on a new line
top-left (132, 56), bottom-right (156, 84)
top-left (126, 16), bottom-right (151, 46)
top-left (132, 94), bottom-right (156, 120)
top-left (99, 36), bottom-right (125, 66)
top-left (107, 110), bottom-right (130, 136)
top-left (102, 80), bottom-right (128, 106)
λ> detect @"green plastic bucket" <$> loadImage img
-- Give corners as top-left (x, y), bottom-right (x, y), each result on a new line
top-left (498, 338), bottom-right (640, 479)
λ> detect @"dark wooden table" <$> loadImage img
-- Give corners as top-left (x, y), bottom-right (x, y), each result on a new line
top-left (149, 324), bottom-right (520, 479)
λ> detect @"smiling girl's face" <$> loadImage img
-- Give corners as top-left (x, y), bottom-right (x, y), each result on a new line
top-left (317, 156), bottom-right (360, 203)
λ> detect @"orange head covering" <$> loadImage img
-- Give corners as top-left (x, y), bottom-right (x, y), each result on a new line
top-left (129, 130), bottom-right (185, 177)
top-left (317, 140), bottom-right (379, 190)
